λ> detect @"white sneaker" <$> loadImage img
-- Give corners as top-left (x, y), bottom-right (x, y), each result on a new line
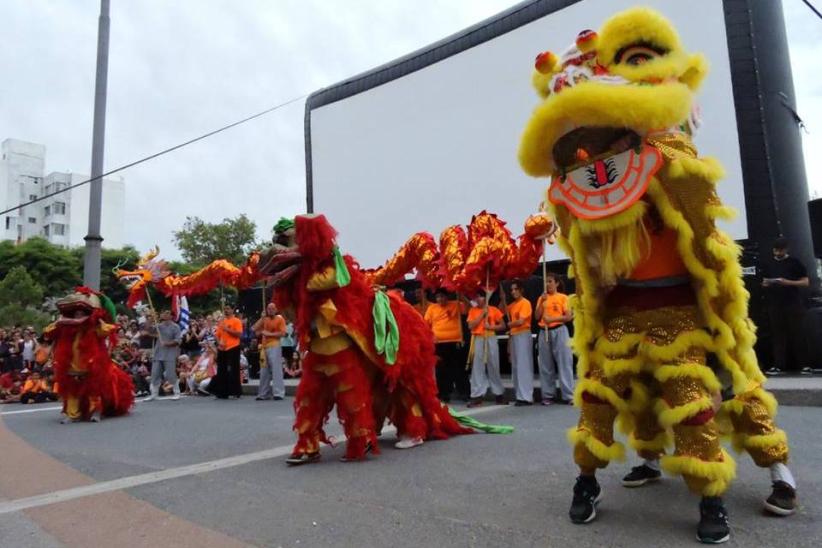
top-left (394, 437), bottom-right (424, 450)
top-left (143, 394), bottom-right (155, 402)
top-left (171, 394), bottom-right (181, 401)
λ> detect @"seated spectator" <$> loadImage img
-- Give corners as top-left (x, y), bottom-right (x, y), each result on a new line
top-left (0, 372), bottom-right (23, 403)
top-left (189, 342), bottom-right (217, 395)
top-left (177, 354), bottom-right (194, 395)
top-left (131, 353), bottom-right (151, 397)
top-left (20, 371), bottom-right (50, 404)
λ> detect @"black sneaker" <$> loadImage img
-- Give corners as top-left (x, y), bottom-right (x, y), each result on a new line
top-left (514, 400), bottom-right (533, 407)
top-left (285, 452), bottom-right (320, 466)
top-left (569, 475), bottom-right (601, 524)
top-left (494, 395), bottom-right (507, 405)
top-left (764, 481), bottom-right (797, 516)
top-left (697, 497), bottom-right (730, 544)
top-left (466, 398), bottom-right (484, 408)
top-left (621, 464), bottom-right (662, 487)
top-left (765, 367), bottom-right (783, 376)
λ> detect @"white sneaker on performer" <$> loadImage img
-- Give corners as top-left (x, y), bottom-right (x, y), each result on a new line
top-left (143, 394), bottom-right (155, 402)
top-left (394, 437), bottom-right (424, 449)
top-left (171, 394), bottom-right (181, 401)
top-left (144, 385), bottom-right (159, 401)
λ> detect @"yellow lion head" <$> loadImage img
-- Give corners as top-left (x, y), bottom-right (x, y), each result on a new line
top-left (519, 7), bottom-right (708, 221)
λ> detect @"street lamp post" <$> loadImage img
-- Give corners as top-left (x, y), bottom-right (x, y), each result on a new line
top-left (82, 0), bottom-right (110, 290)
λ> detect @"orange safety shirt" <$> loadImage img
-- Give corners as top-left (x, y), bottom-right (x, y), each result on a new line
top-left (424, 301), bottom-right (465, 343)
top-left (507, 298), bottom-right (532, 335)
top-left (467, 306), bottom-right (504, 336)
top-left (216, 317), bottom-right (243, 350)
top-left (260, 315), bottom-right (286, 348)
top-left (537, 293), bottom-right (570, 328)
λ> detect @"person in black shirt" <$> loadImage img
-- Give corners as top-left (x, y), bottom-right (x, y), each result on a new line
top-left (762, 237), bottom-right (810, 374)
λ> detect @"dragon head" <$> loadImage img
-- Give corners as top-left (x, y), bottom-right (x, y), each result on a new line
top-left (259, 215), bottom-right (340, 288)
top-left (519, 7), bottom-right (707, 221)
top-left (115, 246), bottom-right (170, 306)
top-left (55, 286), bottom-right (116, 326)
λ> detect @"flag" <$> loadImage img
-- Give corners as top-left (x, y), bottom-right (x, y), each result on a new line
top-left (175, 295), bottom-right (190, 333)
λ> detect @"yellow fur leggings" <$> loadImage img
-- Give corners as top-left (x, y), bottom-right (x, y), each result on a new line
top-left (570, 305), bottom-right (786, 497)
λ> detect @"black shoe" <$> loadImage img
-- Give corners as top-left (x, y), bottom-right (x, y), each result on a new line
top-left (514, 400), bottom-right (533, 407)
top-left (495, 395), bottom-right (507, 405)
top-left (273, 396), bottom-right (284, 401)
top-left (285, 452), bottom-right (320, 466)
top-left (764, 481), bottom-right (797, 516)
top-left (697, 497), bottom-right (730, 544)
top-left (569, 475), bottom-right (601, 524)
top-left (621, 464), bottom-right (662, 487)
top-left (466, 398), bottom-right (484, 408)
top-left (765, 367), bottom-right (783, 376)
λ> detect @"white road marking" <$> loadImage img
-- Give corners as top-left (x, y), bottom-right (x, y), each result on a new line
top-left (0, 397), bottom-right (179, 416)
top-left (0, 405), bottom-right (63, 416)
top-left (0, 403), bottom-right (513, 515)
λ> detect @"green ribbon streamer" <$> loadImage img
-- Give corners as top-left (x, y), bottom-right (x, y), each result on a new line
top-left (372, 291), bottom-right (399, 365)
top-left (448, 407), bottom-right (515, 434)
top-left (333, 246), bottom-right (351, 288)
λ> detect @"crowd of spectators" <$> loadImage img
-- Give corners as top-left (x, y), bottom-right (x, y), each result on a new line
top-left (0, 309), bottom-right (301, 405)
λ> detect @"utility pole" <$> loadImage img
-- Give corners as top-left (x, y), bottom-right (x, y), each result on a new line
top-left (82, 0), bottom-right (110, 290)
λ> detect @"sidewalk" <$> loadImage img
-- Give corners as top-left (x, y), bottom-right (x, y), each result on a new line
top-left (244, 375), bottom-right (822, 406)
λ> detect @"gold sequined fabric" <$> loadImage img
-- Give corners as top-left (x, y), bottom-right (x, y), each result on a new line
top-left (647, 133), bottom-right (698, 161)
top-left (604, 305), bottom-right (701, 347)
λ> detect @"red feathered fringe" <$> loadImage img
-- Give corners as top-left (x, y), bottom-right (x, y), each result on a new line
top-left (49, 320), bottom-right (134, 419)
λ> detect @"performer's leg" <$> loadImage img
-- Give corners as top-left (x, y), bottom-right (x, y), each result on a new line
top-left (147, 359), bottom-right (163, 399)
top-left (512, 333), bottom-right (534, 403)
top-left (553, 326), bottom-right (575, 403)
top-left (656, 365), bottom-right (735, 497)
top-left (334, 363), bottom-right (379, 460)
top-left (434, 343), bottom-right (450, 401)
top-left (257, 355), bottom-right (273, 399)
top-left (486, 337), bottom-right (504, 397)
top-left (63, 396), bottom-right (82, 421)
top-left (291, 364), bottom-right (334, 457)
top-left (164, 359), bottom-right (180, 397)
top-left (726, 387), bottom-right (795, 515)
top-left (269, 346), bottom-right (285, 398)
top-left (537, 331), bottom-right (557, 401)
top-left (469, 339), bottom-right (490, 399)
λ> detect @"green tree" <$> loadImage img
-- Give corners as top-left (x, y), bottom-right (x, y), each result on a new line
top-left (0, 238), bottom-right (81, 298)
top-left (0, 266), bottom-right (50, 329)
top-left (173, 214), bottom-right (260, 266)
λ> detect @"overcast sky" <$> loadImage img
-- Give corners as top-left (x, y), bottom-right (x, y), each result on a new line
top-left (1, 0), bottom-right (820, 262)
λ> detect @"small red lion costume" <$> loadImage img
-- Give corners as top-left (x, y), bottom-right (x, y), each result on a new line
top-left (43, 287), bottom-right (134, 422)
top-left (261, 215), bottom-right (472, 463)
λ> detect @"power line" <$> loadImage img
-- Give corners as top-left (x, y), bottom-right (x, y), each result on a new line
top-left (1, 93), bottom-right (308, 218)
top-left (802, 0), bottom-right (822, 20)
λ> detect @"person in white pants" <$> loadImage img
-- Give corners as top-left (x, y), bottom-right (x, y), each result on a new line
top-left (505, 280), bottom-right (534, 406)
top-left (535, 274), bottom-right (575, 404)
top-left (252, 303), bottom-right (287, 400)
top-left (466, 293), bottom-right (507, 407)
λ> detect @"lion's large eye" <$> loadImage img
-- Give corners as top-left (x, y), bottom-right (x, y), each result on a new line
top-left (615, 44), bottom-right (665, 66)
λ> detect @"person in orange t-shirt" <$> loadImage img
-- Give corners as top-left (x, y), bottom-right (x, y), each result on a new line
top-left (20, 371), bottom-right (49, 404)
top-left (535, 273), bottom-right (575, 404)
top-left (423, 289), bottom-right (469, 402)
top-left (506, 280), bottom-right (534, 405)
top-left (252, 303), bottom-right (288, 400)
top-left (209, 305), bottom-right (244, 398)
top-left (466, 292), bottom-right (506, 407)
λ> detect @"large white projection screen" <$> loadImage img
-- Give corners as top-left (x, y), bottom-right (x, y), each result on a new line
top-left (309, 0), bottom-right (745, 269)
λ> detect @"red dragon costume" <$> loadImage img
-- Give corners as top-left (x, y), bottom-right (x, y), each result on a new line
top-left (43, 287), bottom-right (134, 423)
top-left (259, 214), bottom-right (472, 464)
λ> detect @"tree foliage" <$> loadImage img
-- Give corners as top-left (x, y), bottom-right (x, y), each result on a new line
top-left (173, 214), bottom-right (260, 266)
top-left (0, 238), bottom-right (81, 298)
top-left (0, 266), bottom-right (50, 329)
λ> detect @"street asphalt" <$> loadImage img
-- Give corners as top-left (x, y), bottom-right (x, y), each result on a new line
top-left (1, 396), bottom-right (820, 547)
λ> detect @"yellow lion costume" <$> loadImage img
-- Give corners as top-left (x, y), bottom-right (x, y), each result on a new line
top-left (519, 7), bottom-right (794, 542)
